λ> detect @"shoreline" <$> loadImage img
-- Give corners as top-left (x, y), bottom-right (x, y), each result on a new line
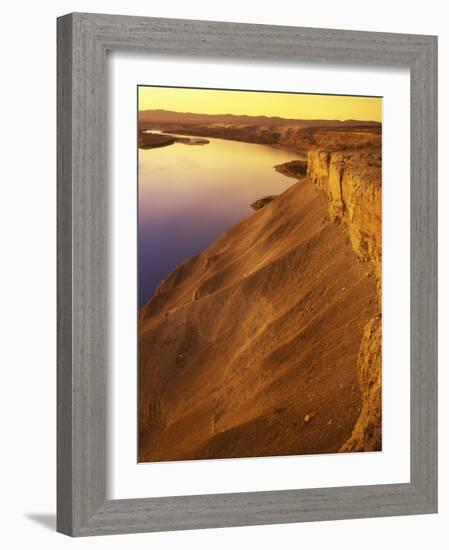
top-left (138, 163), bottom-right (302, 309)
top-left (139, 119), bottom-right (381, 155)
top-left (138, 128), bottom-right (307, 159)
top-left (139, 131), bottom-right (209, 149)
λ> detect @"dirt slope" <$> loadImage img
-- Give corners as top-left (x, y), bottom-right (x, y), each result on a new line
top-left (139, 175), bottom-right (378, 462)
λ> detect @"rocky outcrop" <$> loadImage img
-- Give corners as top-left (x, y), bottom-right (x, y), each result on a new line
top-left (306, 145), bottom-right (382, 451)
top-left (274, 159), bottom-right (308, 179)
top-left (139, 131), bottom-right (209, 149)
top-left (307, 147), bottom-right (381, 280)
top-left (277, 126), bottom-right (381, 153)
top-left (250, 196), bottom-right (276, 211)
top-left (340, 315), bottom-right (382, 452)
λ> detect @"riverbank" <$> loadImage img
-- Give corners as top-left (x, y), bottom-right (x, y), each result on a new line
top-left (139, 131), bottom-right (209, 149)
top-left (140, 119), bottom-right (381, 152)
top-left (138, 131), bottom-right (298, 307)
top-left (138, 122), bottom-right (382, 459)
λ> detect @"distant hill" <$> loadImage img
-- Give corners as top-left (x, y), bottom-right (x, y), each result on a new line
top-left (138, 162), bottom-right (379, 462)
top-left (138, 109), bottom-right (381, 128)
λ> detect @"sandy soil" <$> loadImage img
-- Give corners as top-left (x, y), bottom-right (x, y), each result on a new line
top-left (138, 173), bottom-right (378, 462)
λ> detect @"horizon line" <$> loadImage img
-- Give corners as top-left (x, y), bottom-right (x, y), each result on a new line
top-left (138, 107), bottom-right (381, 124)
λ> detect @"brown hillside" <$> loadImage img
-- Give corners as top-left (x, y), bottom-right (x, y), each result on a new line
top-left (139, 171), bottom-right (378, 461)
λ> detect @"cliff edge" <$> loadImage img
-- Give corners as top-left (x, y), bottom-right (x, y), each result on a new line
top-left (307, 145), bottom-right (382, 451)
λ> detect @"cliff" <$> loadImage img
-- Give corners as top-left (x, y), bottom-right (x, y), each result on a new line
top-left (307, 146), bottom-right (381, 280)
top-left (250, 196), bottom-right (276, 210)
top-left (307, 145), bottom-right (382, 451)
top-left (138, 132), bottom-right (176, 149)
top-left (340, 314), bottom-right (382, 452)
top-left (274, 159), bottom-right (308, 179)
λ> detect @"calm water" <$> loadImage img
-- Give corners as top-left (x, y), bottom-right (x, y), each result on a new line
top-left (138, 135), bottom-right (300, 307)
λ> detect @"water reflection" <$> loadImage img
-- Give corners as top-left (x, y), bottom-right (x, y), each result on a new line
top-left (138, 136), bottom-right (299, 307)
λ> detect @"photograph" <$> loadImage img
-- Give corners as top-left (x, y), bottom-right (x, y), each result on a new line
top-left (0, 0), bottom-right (441, 543)
top-left (137, 86), bottom-right (382, 463)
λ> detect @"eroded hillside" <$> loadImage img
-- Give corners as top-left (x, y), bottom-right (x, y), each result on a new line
top-left (307, 146), bottom-right (382, 451)
top-left (138, 131), bottom-right (381, 460)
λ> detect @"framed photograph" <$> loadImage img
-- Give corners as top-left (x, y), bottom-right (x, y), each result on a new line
top-left (57, 13), bottom-right (437, 536)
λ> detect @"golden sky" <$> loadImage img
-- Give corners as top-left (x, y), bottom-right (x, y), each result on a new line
top-left (138, 86), bottom-right (382, 122)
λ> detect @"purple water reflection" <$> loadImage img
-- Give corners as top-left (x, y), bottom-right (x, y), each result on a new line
top-left (138, 136), bottom-right (299, 307)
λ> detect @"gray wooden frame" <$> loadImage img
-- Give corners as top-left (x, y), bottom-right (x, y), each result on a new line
top-left (57, 12), bottom-right (438, 537)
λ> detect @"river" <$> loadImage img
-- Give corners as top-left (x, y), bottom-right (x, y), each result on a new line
top-left (138, 135), bottom-right (301, 307)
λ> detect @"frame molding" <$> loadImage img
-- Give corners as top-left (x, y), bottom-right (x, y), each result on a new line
top-left (57, 12), bottom-right (437, 536)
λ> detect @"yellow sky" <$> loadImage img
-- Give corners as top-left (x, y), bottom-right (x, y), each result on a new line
top-left (138, 86), bottom-right (382, 122)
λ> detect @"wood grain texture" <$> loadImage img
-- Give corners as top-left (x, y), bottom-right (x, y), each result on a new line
top-left (57, 12), bottom-right (438, 536)
top-left (57, 13), bottom-right (74, 536)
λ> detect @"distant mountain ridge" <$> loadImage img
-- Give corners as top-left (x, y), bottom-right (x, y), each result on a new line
top-left (139, 109), bottom-right (381, 128)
